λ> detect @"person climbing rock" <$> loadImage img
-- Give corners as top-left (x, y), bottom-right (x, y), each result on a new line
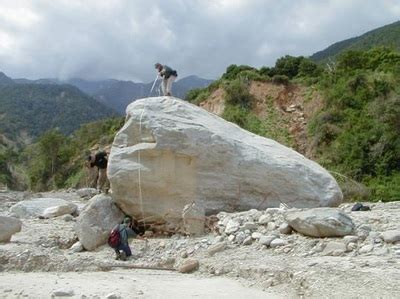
top-left (113, 216), bottom-right (145, 261)
top-left (155, 63), bottom-right (178, 96)
top-left (85, 153), bottom-right (98, 189)
top-left (87, 150), bottom-right (109, 193)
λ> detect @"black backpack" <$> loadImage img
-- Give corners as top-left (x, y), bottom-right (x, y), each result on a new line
top-left (95, 151), bottom-right (108, 169)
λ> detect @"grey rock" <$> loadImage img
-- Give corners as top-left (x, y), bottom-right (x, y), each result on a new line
top-left (242, 236), bottom-right (253, 245)
top-left (179, 258), bottom-right (199, 273)
top-left (347, 242), bottom-right (357, 251)
top-left (213, 236), bottom-right (224, 243)
top-left (70, 241), bottom-right (84, 252)
top-left (359, 244), bottom-right (374, 254)
top-left (286, 208), bottom-right (355, 237)
top-left (266, 222), bottom-right (277, 231)
top-left (381, 230), bottom-right (400, 243)
top-left (228, 235), bottom-right (235, 242)
top-left (42, 204), bottom-right (77, 218)
top-left (76, 188), bottom-right (97, 198)
top-left (108, 97), bottom-right (343, 231)
top-left (225, 220), bottom-right (240, 234)
top-left (258, 214), bottom-right (271, 225)
top-left (259, 235), bottom-right (277, 246)
top-left (235, 231), bottom-right (246, 244)
top-left (207, 242), bottom-right (226, 256)
top-left (182, 202), bottom-right (205, 236)
top-left (52, 289), bottom-right (74, 297)
top-left (10, 198), bottom-right (73, 218)
top-left (243, 222), bottom-right (258, 230)
top-left (322, 241), bottom-right (346, 256)
top-left (270, 238), bottom-right (288, 248)
top-left (105, 293), bottom-right (120, 299)
top-left (62, 214), bottom-right (75, 222)
top-left (251, 232), bottom-right (263, 239)
top-left (74, 194), bottom-right (124, 251)
top-left (278, 223), bottom-right (292, 234)
top-left (343, 235), bottom-right (359, 244)
top-left (0, 216), bottom-right (22, 242)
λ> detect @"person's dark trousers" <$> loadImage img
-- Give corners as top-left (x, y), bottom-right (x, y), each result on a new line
top-left (115, 243), bottom-right (132, 257)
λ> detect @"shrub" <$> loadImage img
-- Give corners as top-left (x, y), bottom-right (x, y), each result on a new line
top-left (224, 78), bottom-right (255, 109)
top-left (272, 75), bottom-right (289, 85)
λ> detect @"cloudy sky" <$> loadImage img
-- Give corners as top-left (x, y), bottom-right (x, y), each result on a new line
top-left (0, 0), bottom-right (400, 82)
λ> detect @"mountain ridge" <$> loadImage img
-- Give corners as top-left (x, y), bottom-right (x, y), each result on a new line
top-left (311, 20), bottom-right (400, 62)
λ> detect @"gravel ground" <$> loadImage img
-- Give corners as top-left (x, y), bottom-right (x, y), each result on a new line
top-left (1, 190), bottom-right (400, 298)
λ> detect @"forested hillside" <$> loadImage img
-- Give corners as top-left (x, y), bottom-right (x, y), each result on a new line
top-left (187, 48), bottom-right (400, 202)
top-left (0, 83), bottom-right (116, 146)
top-left (311, 20), bottom-right (400, 62)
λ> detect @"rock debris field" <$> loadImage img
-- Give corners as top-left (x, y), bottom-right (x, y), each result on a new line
top-left (1, 190), bottom-right (400, 298)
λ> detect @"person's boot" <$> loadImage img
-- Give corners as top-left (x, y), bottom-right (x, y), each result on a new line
top-left (115, 251), bottom-right (121, 260)
top-left (120, 251), bottom-right (127, 261)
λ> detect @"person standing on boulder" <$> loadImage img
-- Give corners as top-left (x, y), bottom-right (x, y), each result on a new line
top-left (155, 63), bottom-right (178, 96)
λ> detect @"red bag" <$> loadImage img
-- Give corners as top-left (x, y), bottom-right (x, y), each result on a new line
top-left (108, 225), bottom-right (121, 248)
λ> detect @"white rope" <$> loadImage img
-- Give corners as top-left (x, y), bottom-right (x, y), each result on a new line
top-left (137, 103), bottom-right (146, 229)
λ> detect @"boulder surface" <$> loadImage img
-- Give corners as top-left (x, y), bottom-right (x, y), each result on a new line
top-left (10, 198), bottom-right (76, 218)
top-left (74, 194), bottom-right (124, 250)
top-left (0, 216), bottom-right (22, 242)
top-left (108, 97), bottom-right (343, 226)
top-left (286, 208), bottom-right (355, 237)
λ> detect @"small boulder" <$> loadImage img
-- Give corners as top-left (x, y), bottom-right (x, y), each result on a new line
top-left (10, 198), bottom-right (73, 218)
top-left (381, 230), bottom-right (400, 243)
top-left (343, 235), bottom-right (359, 244)
top-left (359, 244), bottom-right (374, 254)
top-left (52, 289), bottom-right (74, 297)
top-left (279, 223), bottom-right (292, 234)
top-left (322, 241), bottom-right (346, 256)
top-left (207, 242), bottom-right (226, 256)
top-left (286, 208), bottom-right (355, 237)
top-left (42, 203), bottom-right (77, 218)
top-left (69, 241), bottom-right (84, 253)
top-left (251, 232), bottom-right (263, 239)
top-left (0, 216), bottom-right (22, 242)
top-left (258, 214), bottom-right (271, 225)
top-left (270, 238), bottom-right (288, 248)
top-left (179, 258), bottom-right (199, 273)
top-left (259, 235), bottom-right (277, 246)
top-left (74, 194), bottom-right (124, 251)
top-left (76, 188), bottom-right (98, 198)
top-left (225, 220), bottom-right (240, 235)
top-left (242, 236), bottom-right (253, 245)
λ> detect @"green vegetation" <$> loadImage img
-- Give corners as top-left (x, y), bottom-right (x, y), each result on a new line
top-left (0, 83), bottom-right (116, 144)
top-left (311, 20), bottom-right (400, 63)
top-left (185, 47), bottom-right (400, 202)
top-left (8, 117), bottom-right (124, 191)
top-left (309, 47), bottom-right (400, 201)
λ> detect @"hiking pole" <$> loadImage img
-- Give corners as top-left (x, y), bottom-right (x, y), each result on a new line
top-left (101, 263), bottom-right (176, 271)
top-left (149, 75), bottom-right (159, 96)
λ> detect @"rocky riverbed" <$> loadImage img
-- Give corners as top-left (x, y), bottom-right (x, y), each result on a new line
top-left (1, 190), bottom-right (400, 298)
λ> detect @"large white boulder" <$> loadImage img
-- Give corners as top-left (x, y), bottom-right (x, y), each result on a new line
top-left (108, 97), bottom-right (342, 227)
top-left (285, 208), bottom-right (355, 237)
top-left (74, 194), bottom-right (124, 251)
top-left (0, 216), bottom-right (22, 242)
top-left (10, 198), bottom-right (76, 218)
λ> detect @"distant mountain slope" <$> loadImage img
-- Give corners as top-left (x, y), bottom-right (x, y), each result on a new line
top-left (0, 72), bottom-right (15, 86)
top-left (311, 20), bottom-right (400, 62)
top-left (0, 83), bottom-right (116, 145)
top-left (13, 76), bottom-right (214, 114)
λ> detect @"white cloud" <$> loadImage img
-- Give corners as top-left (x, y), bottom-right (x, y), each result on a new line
top-left (0, 0), bottom-right (399, 82)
